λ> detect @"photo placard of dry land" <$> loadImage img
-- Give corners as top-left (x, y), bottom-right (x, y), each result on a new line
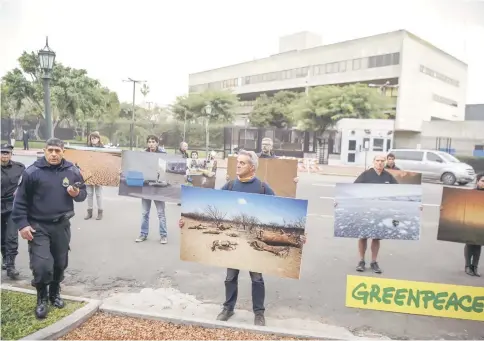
top-left (438, 187), bottom-right (484, 245)
top-left (180, 186), bottom-right (309, 279)
top-left (64, 147), bottom-right (121, 186)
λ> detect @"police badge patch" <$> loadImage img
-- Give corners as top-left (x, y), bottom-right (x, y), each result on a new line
top-left (62, 177), bottom-right (70, 187)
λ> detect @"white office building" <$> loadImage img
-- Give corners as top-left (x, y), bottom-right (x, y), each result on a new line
top-left (189, 30), bottom-right (468, 160)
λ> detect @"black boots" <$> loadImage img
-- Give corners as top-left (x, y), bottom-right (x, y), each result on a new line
top-left (84, 209), bottom-right (93, 220)
top-left (49, 282), bottom-right (65, 308)
top-left (35, 285), bottom-right (49, 319)
top-left (96, 209), bottom-right (103, 220)
top-left (5, 256), bottom-right (19, 279)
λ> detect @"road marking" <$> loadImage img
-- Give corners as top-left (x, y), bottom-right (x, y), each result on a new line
top-left (307, 213), bottom-right (333, 219)
top-left (312, 183), bottom-right (335, 187)
top-left (320, 196), bottom-right (334, 200)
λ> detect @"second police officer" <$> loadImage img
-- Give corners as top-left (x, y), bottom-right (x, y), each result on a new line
top-left (12, 138), bottom-right (87, 319)
top-left (1, 143), bottom-right (25, 279)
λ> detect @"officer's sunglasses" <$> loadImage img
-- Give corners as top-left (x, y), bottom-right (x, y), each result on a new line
top-left (1, 151), bottom-right (11, 155)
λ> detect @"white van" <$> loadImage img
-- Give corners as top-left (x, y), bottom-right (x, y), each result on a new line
top-left (389, 149), bottom-right (476, 186)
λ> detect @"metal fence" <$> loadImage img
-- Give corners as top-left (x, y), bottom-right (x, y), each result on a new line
top-left (1, 118), bottom-right (342, 161)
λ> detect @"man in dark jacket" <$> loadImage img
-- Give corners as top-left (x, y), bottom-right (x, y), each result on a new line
top-left (385, 153), bottom-right (400, 170)
top-left (1, 143), bottom-right (25, 279)
top-left (12, 138), bottom-right (87, 319)
top-left (179, 150), bottom-right (275, 326)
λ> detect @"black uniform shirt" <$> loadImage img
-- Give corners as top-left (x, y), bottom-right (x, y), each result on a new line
top-left (1, 160), bottom-right (26, 213)
top-left (354, 168), bottom-right (398, 184)
top-left (11, 157), bottom-right (87, 229)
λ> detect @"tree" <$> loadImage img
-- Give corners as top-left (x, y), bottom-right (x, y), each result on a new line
top-left (292, 83), bottom-right (392, 138)
top-left (2, 51), bottom-right (118, 139)
top-left (205, 205), bottom-right (227, 229)
top-left (249, 91), bottom-right (301, 128)
top-left (171, 90), bottom-right (239, 124)
top-left (140, 84), bottom-right (150, 100)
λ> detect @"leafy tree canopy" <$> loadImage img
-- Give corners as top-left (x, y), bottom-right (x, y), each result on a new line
top-left (249, 91), bottom-right (301, 128)
top-left (292, 83), bottom-right (393, 135)
top-left (170, 90), bottom-right (239, 124)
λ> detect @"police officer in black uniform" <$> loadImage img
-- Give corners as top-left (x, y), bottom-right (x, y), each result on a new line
top-left (12, 138), bottom-right (87, 319)
top-left (1, 143), bottom-right (25, 279)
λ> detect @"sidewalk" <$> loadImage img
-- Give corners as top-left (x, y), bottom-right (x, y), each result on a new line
top-left (13, 149), bottom-right (42, 156)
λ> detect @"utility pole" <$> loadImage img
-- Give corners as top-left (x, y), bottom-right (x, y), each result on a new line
top-left (123, 78), bottom-right (146, 150)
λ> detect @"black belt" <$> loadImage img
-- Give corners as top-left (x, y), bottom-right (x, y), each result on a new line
top-left (30, 211), bottom-right (75, 224)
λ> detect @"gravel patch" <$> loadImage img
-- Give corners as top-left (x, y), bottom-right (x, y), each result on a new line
top-left (61, 312), bottom-right (309, 340)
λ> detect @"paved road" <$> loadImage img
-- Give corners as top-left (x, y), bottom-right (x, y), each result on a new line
top-left (3, 156), bottom-right (483, 339)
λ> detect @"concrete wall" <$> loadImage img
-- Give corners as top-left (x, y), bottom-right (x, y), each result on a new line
top-left (465, 104), bottom-right (484, 120)
top-left (396, 32), bottom-right (467, 131)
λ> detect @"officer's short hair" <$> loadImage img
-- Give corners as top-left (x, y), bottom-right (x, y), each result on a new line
top-left (45, 138), bottom-right (65, 149)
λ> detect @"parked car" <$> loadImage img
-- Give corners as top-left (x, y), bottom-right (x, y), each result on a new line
top-left (389, 149), bottom-right (476, 186)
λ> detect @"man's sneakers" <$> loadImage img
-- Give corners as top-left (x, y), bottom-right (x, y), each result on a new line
top-left (216, 309), bottom-right (265, 326)
top-left (135, 235), bottom-right (168, 244)
top-left (135, 235), bottom-right (147, 243)
top-left (467, 265), bottom-right (481, 277)
top-left (356, 260), bottom-right (382, 274)
top-left (216, 309), bottom-right (234, 321)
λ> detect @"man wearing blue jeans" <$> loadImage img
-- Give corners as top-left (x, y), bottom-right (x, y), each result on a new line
top-left (135, 135), bottom-right (168, 244)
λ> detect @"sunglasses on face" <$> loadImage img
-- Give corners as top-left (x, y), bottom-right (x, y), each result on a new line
top-left (1, 151), bottom-right (11, 155)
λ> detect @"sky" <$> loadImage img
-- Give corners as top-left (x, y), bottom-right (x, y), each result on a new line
top-left (336, 183), bottom-right (423, 199)
top-left (1, 0), bottom-right (483, 106)
top-left (181, 186), bottom-right (308, 226)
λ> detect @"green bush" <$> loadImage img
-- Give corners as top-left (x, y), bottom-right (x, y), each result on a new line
top-left (456, 155), bottom-right (484, 173)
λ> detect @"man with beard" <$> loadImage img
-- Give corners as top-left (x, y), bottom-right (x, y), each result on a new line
top-left (1, 143), bottom-right (24, 279)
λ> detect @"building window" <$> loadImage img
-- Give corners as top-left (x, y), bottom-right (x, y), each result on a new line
top-left (433, 94), bottom-right (458, 108)
top-left (386, 139), bottom-right (392, 151)
top-left (339, 61), bottom-right (346, 72)
top-left (348, 140), bottom-right (356, 151)
top-left (420, 65), bottom-right (459, 87)
top-left (352, 58), bottom-right (361, 70)
top-left (372, 138), bottom-right (384, 151)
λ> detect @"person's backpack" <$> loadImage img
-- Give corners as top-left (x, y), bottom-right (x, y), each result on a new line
top-left (226, 179), bottom-right (266, 194)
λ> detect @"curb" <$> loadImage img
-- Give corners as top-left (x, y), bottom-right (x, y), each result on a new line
top-left (1, 285), bottom-right (101, 340)
top-left (100, 304), bottom-right (364, 340)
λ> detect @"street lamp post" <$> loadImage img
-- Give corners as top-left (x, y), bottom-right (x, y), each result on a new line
top-left (123, 78), bottom-right (146, 150)
top-left (38, 37), bottom-right (56, 139)
top-left (204, 104), bottom-right (212, 156)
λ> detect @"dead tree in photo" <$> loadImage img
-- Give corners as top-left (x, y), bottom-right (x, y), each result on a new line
top-left (205, 205), bottom-right (227, 230)
top-left (249, 240), bottom-right (290, 258)
top-left (257, 230), bottom-right (300, 247)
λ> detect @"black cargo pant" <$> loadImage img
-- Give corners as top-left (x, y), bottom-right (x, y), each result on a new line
top-left (28, 219), bottom-right (71, 286)
top-left (1, 211), bottom-right (19, 259)
top-left (223, 268), bottom-right (265, 314)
